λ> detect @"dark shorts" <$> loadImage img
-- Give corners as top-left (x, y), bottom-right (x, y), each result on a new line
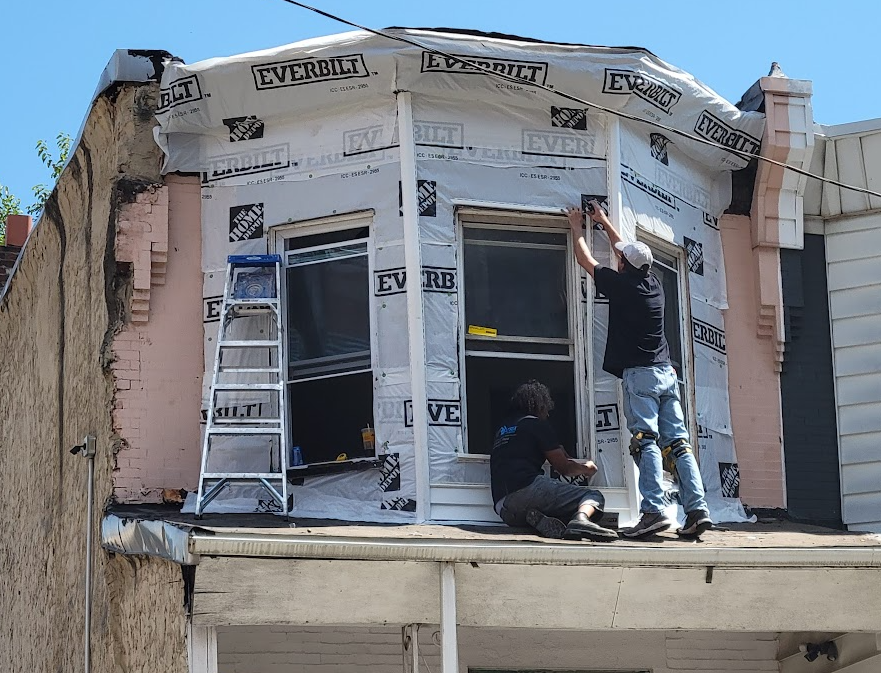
top-left (498, 475), bottom-right (605, 527)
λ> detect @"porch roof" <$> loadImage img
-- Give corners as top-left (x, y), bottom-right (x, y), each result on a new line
top-left (104, 504), bottom-right (881, 568)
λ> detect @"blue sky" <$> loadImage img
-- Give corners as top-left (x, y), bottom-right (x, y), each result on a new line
top-left (1, 0), bottom-right (878, 207)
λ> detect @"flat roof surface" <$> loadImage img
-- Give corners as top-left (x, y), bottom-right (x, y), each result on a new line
top-left (110, 504), bottom-right (881, 549)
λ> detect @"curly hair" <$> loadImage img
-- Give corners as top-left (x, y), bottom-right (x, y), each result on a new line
top-left (509, 380), bottom-right (555, 417)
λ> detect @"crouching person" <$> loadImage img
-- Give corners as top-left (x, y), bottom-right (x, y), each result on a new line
top-left (490, 380), bottom-right (617, 542)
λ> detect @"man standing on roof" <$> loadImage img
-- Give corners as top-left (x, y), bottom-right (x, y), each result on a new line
top-left (491, 380), bottom-right (618, 542)
top-left (567, 200), bottom-right (713, 539)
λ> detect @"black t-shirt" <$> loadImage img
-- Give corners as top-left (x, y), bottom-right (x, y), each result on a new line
top-left (490, 415), bottom-right (560, 504)
top-left (594, 266), bottom-right (670, 378)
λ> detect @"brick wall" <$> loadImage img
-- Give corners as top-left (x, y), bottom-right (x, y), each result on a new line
top-left (216, 626), bottom-right (779, 673)
top-left (111, 175), bottom-right (203, 502)
top-left (721, 215), bottom-right (786, 509)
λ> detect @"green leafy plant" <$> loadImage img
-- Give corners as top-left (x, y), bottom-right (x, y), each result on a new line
top-left (28, 133), bottom-right (72, 217)
top-left (0, 185), bottom-right (22, 245)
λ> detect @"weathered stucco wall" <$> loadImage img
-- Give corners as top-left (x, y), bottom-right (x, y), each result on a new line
top-left (0, 83), bottom-right (187, 673)
top-left (721, 213), bottom-right (786, 509)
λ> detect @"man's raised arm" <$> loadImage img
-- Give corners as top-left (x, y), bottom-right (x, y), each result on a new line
top-left (566, 206), bottom-right (600, 278)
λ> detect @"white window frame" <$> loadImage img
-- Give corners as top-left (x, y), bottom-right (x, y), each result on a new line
top-left (635, 230), bottom-right (700, 450)
top-left (455, 208), bottom-right (590, 460)
top-left (269, 210), bottom-right (378, 464)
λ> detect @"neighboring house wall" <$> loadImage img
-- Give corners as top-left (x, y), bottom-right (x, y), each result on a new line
top-left (0, 83), bottom-right (187, 673)
top-left (826, 209), bottom-right (881, 531)
top-left (780, 235), bottom-right (842, 525)
top-left (721, 214), bottom-right (786, 509)
top-left (811, 122), bottom-right (881, 532)
top-left (217, 626), bottom-right (780, 673)
top-left (112, 174), bottom-right (203, 502)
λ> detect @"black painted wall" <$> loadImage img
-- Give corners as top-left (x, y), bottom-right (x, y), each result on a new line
top-left (780, 235), bottom-right (842, 525)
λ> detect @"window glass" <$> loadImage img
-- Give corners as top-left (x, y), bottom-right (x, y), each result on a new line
top-left (463, 228), bottom-right (569, 340)
top-left (286, 245), bottom-right (370, 381)
top-left (652, 260), bottom-right (683, 374)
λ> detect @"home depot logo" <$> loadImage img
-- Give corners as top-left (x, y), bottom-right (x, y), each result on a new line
top-left (414, 121), bottom-right (465, 148)
top-left (692, 317), bottom-right (726, 354)
top-left (223, 116), bottom-right (265, 142)
top-left (229, 203), bottom-right (264, 243)
top-left (718, 462), bottom-right (740, 498)
top-left (602, 69), bottom-right (681, 114)
top-left (595, 404), bottom-right (620, 432)
top-left (378, 453), bottom-right (401, 493)
top-left (551, 107), bottom-right (589, 130)
top-left (157, 75), bottom-right (203, 112)
top-left (694, 110), bottom-right (761, 156)
top-left (374, 266), bottom-right (457, 296)
top-left (522, 129), bottom-right (598, 158)
top-left (418, 180), bottom-right (437, 217)
top-left (252, 54), bottom-right (370, 90)
top-left (684, 237), bottom-right (704, 275)
top-left (404, 399), bottom-right (462, 427)
top-left (203, 144), bottom-right (291, 184)
top-left (381, 497), bottom-right (416, 511)
top-left (650, 133), bottom-right (671, 165)
top-left (420, 52), bottom-right (549, 85)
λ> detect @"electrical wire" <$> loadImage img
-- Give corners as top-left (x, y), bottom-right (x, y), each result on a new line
top-left (279, 0), bottom-right (881, 200)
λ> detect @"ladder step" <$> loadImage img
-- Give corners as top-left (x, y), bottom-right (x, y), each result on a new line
top-left (219, 340), bottom-right (280, 348)
top-left (218, 367), bottom-right (279, 374)
top-left (202, 473), bottom-right (285, 479)
top-left (226, 298), bottom-right (279, 307)
top-left (210, 417), bottom-right (283, 424)
top-left (207, 427), bottom-right (282, 435)
top-left (214, 383), bottom-right (283, 391)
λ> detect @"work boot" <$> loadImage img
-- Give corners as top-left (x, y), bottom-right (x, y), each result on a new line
top-left (619, 511), bottom-right (673, 539)
top-left (526, 509), bottom-right (567, 539)
top-left (677, 509), bottom-right (713, 538)
top-left (564, 512), bottom-right (619, 542)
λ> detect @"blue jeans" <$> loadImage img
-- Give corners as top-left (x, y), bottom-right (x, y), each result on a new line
top-left (622, 364), bottom-right (708, 515)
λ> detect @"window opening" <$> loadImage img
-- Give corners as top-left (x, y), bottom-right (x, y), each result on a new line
top-left (283, 227), bottom-right (375, 465)
top-left (641, 240), bottom-right (693, 432)
top-left (461, 221), bottom-right (581, 456)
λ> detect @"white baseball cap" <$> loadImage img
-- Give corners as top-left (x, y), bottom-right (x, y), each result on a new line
top-left (614, 241), bottom-right (654, 271)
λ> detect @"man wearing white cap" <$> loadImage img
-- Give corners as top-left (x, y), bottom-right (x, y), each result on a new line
top-left (566, 200), bottom-right (713, 539)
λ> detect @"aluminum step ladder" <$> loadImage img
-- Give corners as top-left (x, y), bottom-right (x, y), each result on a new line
top-left (195, 254), bottom-right (289, 517)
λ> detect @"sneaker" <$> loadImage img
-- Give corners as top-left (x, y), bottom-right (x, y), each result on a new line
top-left (619, 511), bottom-right (673, 539)
top-left (526, 509), bottom-right (567, 539)
top-left (564, 512), bottom-right (619, 542)
top-left (677, 509), bottom-right (713, 538)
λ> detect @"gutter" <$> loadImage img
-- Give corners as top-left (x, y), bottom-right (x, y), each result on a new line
top-left (101, 515), bottom-right (881, 568)
top-left (189, 531), bottom-right (881, 568)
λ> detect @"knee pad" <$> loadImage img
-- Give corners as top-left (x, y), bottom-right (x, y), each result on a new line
top-left (661, 439), bottom-right (692, 478)
top-left (629, 430), bottom-right (658, 464)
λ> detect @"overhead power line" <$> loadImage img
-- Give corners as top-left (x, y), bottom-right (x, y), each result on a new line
top-left (280, 0), bottom-right (881, 201)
